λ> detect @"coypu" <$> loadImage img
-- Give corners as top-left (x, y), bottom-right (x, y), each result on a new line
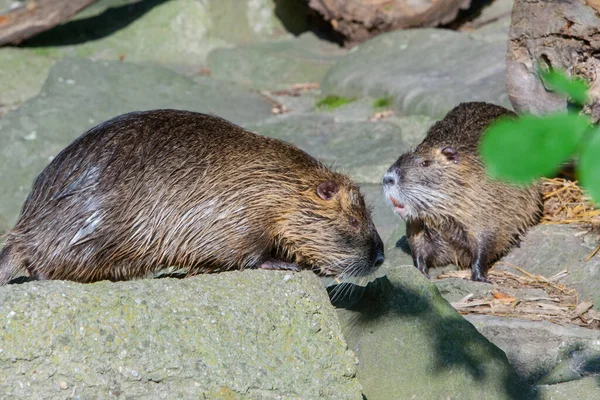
top-left (0, 109), bottom-right (384, 284)
top-left (383, 102), bottom-right (542, 282)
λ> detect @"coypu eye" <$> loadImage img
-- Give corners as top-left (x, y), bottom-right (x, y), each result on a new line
top-left (349, 216), bottom-right (360, 228)
top-left (420, 160), bottom-right (431, 167)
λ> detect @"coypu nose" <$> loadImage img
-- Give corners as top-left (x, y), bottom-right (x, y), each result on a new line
top-left (372, 233), bottom-right (385, 268)
top-left (382, 174), bottom-right (395, 186)
top-left (374, 252), bottom-right (384, 267)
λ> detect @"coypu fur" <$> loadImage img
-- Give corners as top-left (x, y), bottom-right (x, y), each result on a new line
top-left (383, 102), bottom-right (542, 282)
top-left (0, 109), bottom-right (384, 284)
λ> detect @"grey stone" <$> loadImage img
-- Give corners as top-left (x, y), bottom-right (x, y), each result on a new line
top-left (360, 183), bottom-right (401, 245)
top-left (0, 270), bottom-right (362, 399)
top-left (247, 111), bottom-right (434, 184)
top-left (0, 58), bottom-right (273, 234)
top-left (206, 32), bottom-right (346, 90)
top-left (467, 0), bottom-right (514, 30)
top-left (22, 0), bottom-right (294, 75)
top-left (465, 315), bottom-right (600, 384)
top-left (0, 0), bottom-right (23, 13)
top-left (535, 376), bottom-right (600, 400)
top-left (321, 28), bottom-right (512, 119)
top-left (506, 0), bottom-right (600, 118)
top-left (336, 248), bottom-right (534, 400)
top-left (538, 348), bottom-right (600, 386)
top-left (434, 277), bottom-right (549, 304)
top-left (497, 224), bottom-right (600, 311)
top-left (0, 48), bottom-right (56, 110)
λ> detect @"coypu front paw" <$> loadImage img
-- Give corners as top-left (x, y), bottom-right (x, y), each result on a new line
top-left (258, 260), bottom-right (301, 272)
top-left (471, 270), bottom-right (491, 283)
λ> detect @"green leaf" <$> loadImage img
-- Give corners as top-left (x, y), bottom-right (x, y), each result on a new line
top-left (316, 95), bottom-right (355, 110)
top-left (372, 97), bottom-right (392, 109)
top-left (579, 127), bottom-right (600, 204)
top-left (539, 69), bottom-right (589, 105)
top-left (480, 113), bottom-right (590, 183)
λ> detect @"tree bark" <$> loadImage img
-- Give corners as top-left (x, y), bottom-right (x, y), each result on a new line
top-left (0, 0), bottom-right (99, 46)
top-left (302, 0), bottom-right (472, 45)
top-left (506, 0), bottom-right (600, 121)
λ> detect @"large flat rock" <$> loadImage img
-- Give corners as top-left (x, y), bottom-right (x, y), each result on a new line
top-left (0, 270), bottom-right (362, 399)
top-left (465, 315), bottom-right (600, 384)
top-left (497, 224), bottom-right (600, 312)
top-left (0, 58), bottom-right (272, 234)
top-left (535, 376), bottom-right (600, 400)
top-left (206, 32), bottom-right (347, 90)
top-left (21, 0), bottom-right (295, 74)
top-left (0, 48), bottom-right (56, 111)
top-left (336, 241), bottom-right (534, 399)
top-left (321, 28), bottom-right (512, 119)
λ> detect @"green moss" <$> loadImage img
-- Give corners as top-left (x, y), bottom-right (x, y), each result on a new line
top-left (316, 95), bottom-right (355, 110)
top-left (372, 96), bottom-right (393, 109)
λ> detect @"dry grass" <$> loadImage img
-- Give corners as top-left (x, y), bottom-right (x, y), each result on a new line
top-left (439, 266), bottom-right (600, 329)
top-left (541, 177), bottom-right (600, 226)
top-left (438, 178), bottom-right (600, 329)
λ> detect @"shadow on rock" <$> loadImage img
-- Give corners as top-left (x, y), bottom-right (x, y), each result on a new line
top-left (336, 262), bottom-right (538, 400)
top-left (21, 0), bottom-right (170, 47)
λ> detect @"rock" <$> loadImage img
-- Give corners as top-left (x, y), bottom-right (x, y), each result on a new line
top-left (465, 315), bottom-right (600, 384)
top-left (0, 270), bottom-right (363, 399)
top-left (0, 47), bottom-right (55, 110)
top-left (535, 376), bottom-right (600, 400)
top-left (464, 0), bottom-right (514, 42)
top-left (360, 183), bottom-right (401, 245)
top-left (301, 0), bottom-right (473, 45)
top-left (506, 0), bottom-right (600, 120)
top-left (246, 110), bottom-right (434, 184)
top-left (459, 0), bottom-right (513, 31)
top-left (434, 277), bottom-right (549, 304)
top-left (321, 28), bottom-right (512, 119)
top-left (336, 248), bottom-right (534, 399)
top-left (496, 224), bottom-right (600, 312)
top-left (0, 58), bottom-right (273, 234)
top-left (0, 0), bottom-right (99, 46)
top-left (20, 0), bottom-right (295, 75)
top-left (538, 348), bottom-right (600, 385)
top-left (206, 32), bottom-right (346, 90)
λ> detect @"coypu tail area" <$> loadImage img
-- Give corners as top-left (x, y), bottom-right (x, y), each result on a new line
top-left (1, 1), bottom-right (598, 399)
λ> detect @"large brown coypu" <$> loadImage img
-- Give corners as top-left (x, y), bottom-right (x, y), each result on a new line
top-left (0, 109), bottom-right (384, 284)
top-left (383, 102), bottom-right (542, 282)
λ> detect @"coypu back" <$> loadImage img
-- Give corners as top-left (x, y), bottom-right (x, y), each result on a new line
top-left (1, 110), bottom-right (383, 284)
top-left (383, 102), bottom-right (542, 281)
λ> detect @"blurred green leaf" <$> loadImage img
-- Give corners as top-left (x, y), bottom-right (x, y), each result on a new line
top-left (481, 113), bottom-right (590, 183)
top-left (316, 95), bottom-right (355, 110)
top-left (540, 69), bottom-right (589, 105)
top-left (579, 127), bottom-right (600, 204)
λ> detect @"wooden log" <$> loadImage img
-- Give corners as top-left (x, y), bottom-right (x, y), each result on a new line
top-left (0, 0), bottom-right (99, 46)
top-left (506, 0), bottom-right (600, 121)
top-left (301, 0), bottom-right (472, 45)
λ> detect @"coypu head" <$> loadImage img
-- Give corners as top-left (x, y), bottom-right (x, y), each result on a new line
top-left (382, 145), bottom-right (468, 221)
top-left (382, 102), bottom-right (517, 222)
top-left (274, 178), bottom-right (384, 279)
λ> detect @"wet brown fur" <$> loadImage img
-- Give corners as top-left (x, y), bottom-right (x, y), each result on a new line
top-left (384, 102), bottom-right (543, 281)
top-left (0, 110), bottom-right (383, 284)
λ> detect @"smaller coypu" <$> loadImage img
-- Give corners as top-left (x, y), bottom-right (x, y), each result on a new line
top-left (383, 102), bottom-right (542, 282)
top-left (0, 109), bottom-right (384, 284)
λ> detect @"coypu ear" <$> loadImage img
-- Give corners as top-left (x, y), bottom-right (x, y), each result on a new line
top-left (441, 147), bottom-right (458, 163)
top-left (317, 181), bottom-right (339, 200)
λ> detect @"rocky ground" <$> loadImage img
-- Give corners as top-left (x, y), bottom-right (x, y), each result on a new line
top-left (0, 0), bottom-right (599, 398)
